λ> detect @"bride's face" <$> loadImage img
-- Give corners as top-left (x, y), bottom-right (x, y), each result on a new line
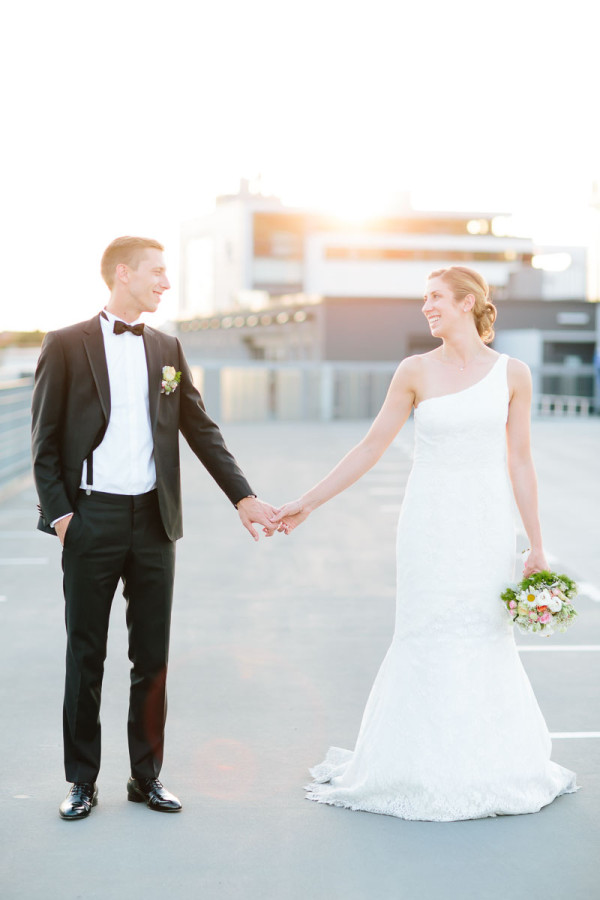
top-left (422, 276), bottom-right (463, 339)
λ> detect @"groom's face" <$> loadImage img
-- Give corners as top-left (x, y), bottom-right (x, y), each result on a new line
top-left (125, 248), bottom-right (171, 315)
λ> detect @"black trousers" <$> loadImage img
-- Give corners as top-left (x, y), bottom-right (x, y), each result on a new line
top-left (61, 489), bottom-right (176, 784)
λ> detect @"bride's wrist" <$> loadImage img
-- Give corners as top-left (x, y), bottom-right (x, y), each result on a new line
top-left (524, 546), bottom-right (546, 564)
top-left (301, 495), bottom-right (317, 514)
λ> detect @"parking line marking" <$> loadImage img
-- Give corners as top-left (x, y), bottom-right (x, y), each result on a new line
top-left (0, 558), bottom-right (49, 565)
top-left (518, 645), bottom-right (600, 652)
top-left (369, 487), bottom-right (404, 495)
top-left (579, 582), bottom-right (600, 602)
top-left (551, 732), bottom-right (600, 738)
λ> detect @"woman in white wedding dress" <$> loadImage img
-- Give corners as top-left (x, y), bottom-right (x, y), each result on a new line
top-left (273, 266), bottom-right (578, 822)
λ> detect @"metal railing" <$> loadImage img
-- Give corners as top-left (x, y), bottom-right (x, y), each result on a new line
top-left (536, 395), bottom-right (594, 416)
top-left (0, 376), bottom-right (34, 497)
top-left (0, 363), bottom-right (596, 500)
top-left (190, 361), bottom-right (597, 423)
top-left (189, 361), bottom-right (400, 422)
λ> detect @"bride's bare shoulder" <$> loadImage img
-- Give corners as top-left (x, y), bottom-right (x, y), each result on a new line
top-left (507, 356), bottom-right (532, 382)
top-left (390, 352), bottom-right (438, 399)
top-left (395, 351), bottom-right (438, 379)
top-left (397, 351), bottom-right (439, 373)
top-left (506, 356), bottom-right (532, 400)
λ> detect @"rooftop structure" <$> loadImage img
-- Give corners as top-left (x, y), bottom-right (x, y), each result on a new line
top-left (177, 182), bottom-right (596, 413)
top-left (180, 179), bottom-right (586, 320)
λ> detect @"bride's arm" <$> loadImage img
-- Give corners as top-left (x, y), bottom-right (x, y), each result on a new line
top-left (506, 358), bottom-right (548, 576)
top-left (273, 358), bottom-right (417, 531)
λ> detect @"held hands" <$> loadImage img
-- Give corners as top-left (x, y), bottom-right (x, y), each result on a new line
top-left (236, 497), bottom-right (284, 541)
top-left (236, 495), bottom-right (313, 541)
top-left (271, 499), bottom-right (312, 535)
top-left (522, 547), bottom-right (549, 578)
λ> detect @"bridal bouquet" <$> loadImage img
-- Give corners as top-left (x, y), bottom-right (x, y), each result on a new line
top-left (501, 571), bottom-right (578, 636)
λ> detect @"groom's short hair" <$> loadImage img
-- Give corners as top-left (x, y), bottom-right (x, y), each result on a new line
top-left (101, 236), bottom-right (164, 289)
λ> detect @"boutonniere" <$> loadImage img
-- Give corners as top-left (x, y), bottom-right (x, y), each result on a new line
top-left (161, 366), bottom-right (181, 395)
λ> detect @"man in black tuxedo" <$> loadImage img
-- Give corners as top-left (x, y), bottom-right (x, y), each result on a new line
top-left (31, 236), bottom-right (278, 820)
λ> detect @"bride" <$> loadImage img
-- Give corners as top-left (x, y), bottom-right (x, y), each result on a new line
top-left (273, 265), bottom-right (578, 822)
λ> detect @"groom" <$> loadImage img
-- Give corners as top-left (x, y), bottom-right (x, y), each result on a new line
top-left (31, 236), bottom-right (277, 820)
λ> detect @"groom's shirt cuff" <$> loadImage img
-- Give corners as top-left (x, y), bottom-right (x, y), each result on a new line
top-left (50, 513), bottom-right (72, 528)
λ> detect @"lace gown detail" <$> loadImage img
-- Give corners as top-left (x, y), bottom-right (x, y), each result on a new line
top-left (306, 354), bottom-right (578, 821)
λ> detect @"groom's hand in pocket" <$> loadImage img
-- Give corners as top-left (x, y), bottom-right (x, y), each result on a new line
top-left (236, 497), bottom-right (281, 541)
top-left (54, 513), bottom-right (74, 547)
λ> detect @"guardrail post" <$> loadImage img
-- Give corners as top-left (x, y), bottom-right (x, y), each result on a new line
top-left (320, 364), bottom-right (335, 421)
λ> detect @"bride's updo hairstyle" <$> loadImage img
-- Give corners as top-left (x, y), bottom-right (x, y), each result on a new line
top-left (428, 266), bottom-right (497, 344)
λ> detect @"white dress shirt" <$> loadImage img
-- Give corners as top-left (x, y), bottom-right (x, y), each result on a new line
top-left (79, 310), bottom-right (156, 495)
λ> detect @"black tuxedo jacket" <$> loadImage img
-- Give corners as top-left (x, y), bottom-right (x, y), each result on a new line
top-left (31, 314), bottom-right (254, 541)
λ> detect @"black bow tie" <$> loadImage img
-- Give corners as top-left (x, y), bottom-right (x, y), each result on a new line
top-left (113, 320), bottom-right (144, 336)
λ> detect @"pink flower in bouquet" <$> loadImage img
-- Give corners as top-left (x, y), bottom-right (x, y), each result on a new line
top-left (509, 601), bottom-right (517, 609)
top-left (539, 612), bottom-right (552, 624)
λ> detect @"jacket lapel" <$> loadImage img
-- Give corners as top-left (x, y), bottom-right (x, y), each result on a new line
top-left (143, 326), bottom-right (162, 435)
top-left (82, 315), bottom-right (110, 422)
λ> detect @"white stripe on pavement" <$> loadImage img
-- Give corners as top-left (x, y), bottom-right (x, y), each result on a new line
top-left (551, 732), bottom-right (600, 739)
top-left (579, 582), bottom-right (600, 602)
top-left (0, 558), bottom-right (49, 565)
top-left (369, 487), bottom-right (404, 495)
top-left (518, 645), bottom-right (600, 652)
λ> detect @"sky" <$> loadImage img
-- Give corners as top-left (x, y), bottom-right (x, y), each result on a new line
top-left (1, 0), bottom-right (599, 331)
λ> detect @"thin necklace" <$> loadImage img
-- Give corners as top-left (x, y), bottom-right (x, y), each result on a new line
top-left (441, 346), bottom-right (487, 372)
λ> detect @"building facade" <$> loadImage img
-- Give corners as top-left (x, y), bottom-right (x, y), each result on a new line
top-left (177, 182), bottom-right (596, 419)
top-left (180, 179), bottom-right (586, 320)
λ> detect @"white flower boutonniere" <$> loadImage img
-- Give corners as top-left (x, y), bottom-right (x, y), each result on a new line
top-left (161, 365), bottom-right (181, 395)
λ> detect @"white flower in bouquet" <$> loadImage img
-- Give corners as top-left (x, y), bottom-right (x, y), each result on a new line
top-left (519, 590), bottom-right (538, 607)
top-left (546, 595), bottom-right (563, 613)
top-left (536, 588), bottom-right (552, 607)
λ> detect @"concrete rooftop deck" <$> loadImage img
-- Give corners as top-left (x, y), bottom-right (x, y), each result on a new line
top-left (1, 418), bottom-right (599, 899)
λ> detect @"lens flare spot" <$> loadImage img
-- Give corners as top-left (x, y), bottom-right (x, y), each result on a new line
top-left (194, 738), bottom-right (257, 800)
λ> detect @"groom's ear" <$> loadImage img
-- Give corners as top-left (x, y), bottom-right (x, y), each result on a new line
top-left (115, 263), bottom-right (129, 284)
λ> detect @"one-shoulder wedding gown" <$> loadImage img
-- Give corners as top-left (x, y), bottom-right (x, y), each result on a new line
top-left (307, 354), bottom-right (578, 821)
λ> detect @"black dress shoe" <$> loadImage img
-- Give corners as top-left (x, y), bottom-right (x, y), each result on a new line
top-left (59, 783), bottom-right (98, 820)
top-left (127, 777), bottom-right (182, 813)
